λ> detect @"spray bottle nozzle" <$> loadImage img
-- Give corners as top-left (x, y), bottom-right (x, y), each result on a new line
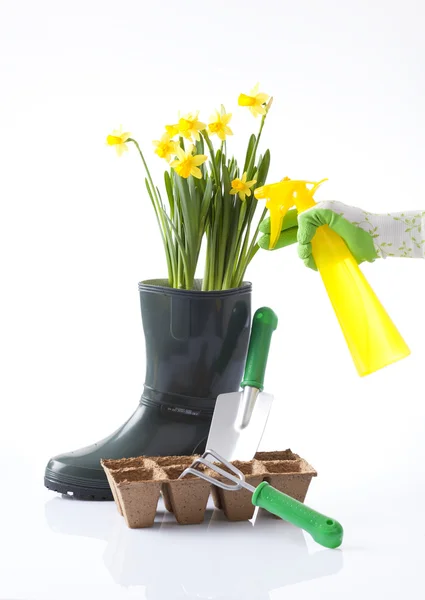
top-left (254, 178), bottom-right (328, 249)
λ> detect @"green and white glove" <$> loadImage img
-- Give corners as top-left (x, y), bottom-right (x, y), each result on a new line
top-left (259, 201), bottom-right (425, 270)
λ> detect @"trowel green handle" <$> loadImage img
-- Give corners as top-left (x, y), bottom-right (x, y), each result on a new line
top-left (252, 482), bottom-right (343, 549)
top-left (241, 307), bottom-right (278, 391)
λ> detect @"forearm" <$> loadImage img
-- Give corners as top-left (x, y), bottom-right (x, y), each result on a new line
top-left (368, 211), bottom-right (425, 259)
top-left (321, 201), bottom-right (425, 259)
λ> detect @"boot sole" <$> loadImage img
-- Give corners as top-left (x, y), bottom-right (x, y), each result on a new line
top-left (44, 476), bottom-right (113, 501)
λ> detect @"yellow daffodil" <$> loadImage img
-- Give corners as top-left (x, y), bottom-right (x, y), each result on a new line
top-left (208, 107), bottom-right (233, 141)
top-left (165, 124), bottom-right (179, 138)
top-left (177, 111), bottom-right (206, 141)
top-left (230, 172), bottom-right (257, 201)
top-left (238, 84), bottom-right (270, 118)
top-left (106, 126), bottom-right (131, 156)
top-left (170, 145), bottom-right (207, 179)
top-left (153, 133), bottom-right (177, 161)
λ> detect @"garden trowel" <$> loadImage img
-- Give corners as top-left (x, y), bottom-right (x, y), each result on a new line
top-left (206, 307), bottom-right (278, 461)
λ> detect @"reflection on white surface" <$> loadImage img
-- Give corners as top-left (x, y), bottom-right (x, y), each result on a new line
top-left (45, 496), bottom-right (343, 599)
top-left (2, 457), bottom-right (425, 600)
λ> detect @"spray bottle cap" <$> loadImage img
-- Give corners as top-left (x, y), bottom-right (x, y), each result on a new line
top-left (254, 178), bottom-right (328, 248)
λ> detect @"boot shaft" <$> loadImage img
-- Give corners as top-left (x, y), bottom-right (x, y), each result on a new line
top-left (139, 279), bottom-right (252, 416)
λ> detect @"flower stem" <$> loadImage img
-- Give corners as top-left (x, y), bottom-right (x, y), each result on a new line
top-left (246, 114), bottom-right (266, 180)
top-left (129, 139), bottom-right (160, 205)
top-left (129, 138), bottom-right (174, 285)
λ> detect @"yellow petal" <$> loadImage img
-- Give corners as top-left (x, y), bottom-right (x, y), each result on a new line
top-left (229, 189), bottom-right (238, 195)
top-left (121, 132), bottom-right (131, 142)
top-left (255, 93), bottom-right (269, 104)
top-left (222, 113), bottom-right (232, 124)
top-left (245, 179), bottom-right (257, 188)
top-left (190, 166), bottom-right (203, 179)
top-left (175, 146), bottom-right (186, 160)
top-left (166, 124), bottom-right (179, 137)
top-left (116, 143), bottom-right (127, 157)
top-left (192, 154), bottom-right (207, 166)
top-left (250, 83), bottom-right (260, 96)
top-left (239, 191), bottom-right (246, 201)
top-left (224, 126), bottom-right (233, 136)
top-left (179, 166), bottom-right (191, 178)
top-left (241, 172), bottom-right (247, 183)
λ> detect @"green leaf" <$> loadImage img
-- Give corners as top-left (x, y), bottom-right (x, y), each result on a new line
top-left (164, 171), bottom-right (175, 219)
top-left (195, 137), bottom-right (204, 156)
top-left (256, 149), bottom-right (271, 187)
top-left (188, 175), bottom-right (199, 218)
top-left (145, 178), bottom-right (175, 284)
top-left (222, 163), bottom-right (231, 195)
top-left (243, 134), bottom-right (256, 173)
top-left (195, 173), bottom-right (206, 195)
top-left (175, 174), bottom-right (197, 277)
top-left (200, 176), bottom-right (213, 222)
top-left (216, 148), bottom-right (222, 168)
top-left (163, 212), bottom-right (191, 288)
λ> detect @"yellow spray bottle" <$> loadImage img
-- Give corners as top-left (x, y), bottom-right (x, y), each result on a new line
top-left (254, 179), bottom-right (410, 376)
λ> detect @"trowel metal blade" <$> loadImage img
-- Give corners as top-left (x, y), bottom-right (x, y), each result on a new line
top-left (206, 390), bottom-right (274, 462)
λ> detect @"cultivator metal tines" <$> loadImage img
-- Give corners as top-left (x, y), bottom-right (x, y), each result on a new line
top-left (180, 449), bottom-right (258, 492)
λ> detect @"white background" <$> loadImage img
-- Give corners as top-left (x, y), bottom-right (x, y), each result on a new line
top-left (1, 0), bottom-right (425, 598)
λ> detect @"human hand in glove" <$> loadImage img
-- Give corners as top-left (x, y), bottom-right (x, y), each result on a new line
top-left (258, 201), bottom-right (425, 270)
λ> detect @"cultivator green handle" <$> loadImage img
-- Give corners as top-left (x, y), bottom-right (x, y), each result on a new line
top-left (252, 482), bottom-right (343, 549)
top-left (241, 307), bottom-right (278, 391)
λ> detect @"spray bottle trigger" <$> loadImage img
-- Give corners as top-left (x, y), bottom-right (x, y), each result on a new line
top-left (266, 203), bottom-right (288, 249)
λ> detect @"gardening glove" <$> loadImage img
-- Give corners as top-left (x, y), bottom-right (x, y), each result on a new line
top-left (258, 208), bottom-right (299, 250)
top-left (259, 201), bottom-right (425, 270)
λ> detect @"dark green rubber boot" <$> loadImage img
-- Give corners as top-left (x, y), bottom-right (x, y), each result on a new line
top-left (44, 280), bottom-right (251, 500)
